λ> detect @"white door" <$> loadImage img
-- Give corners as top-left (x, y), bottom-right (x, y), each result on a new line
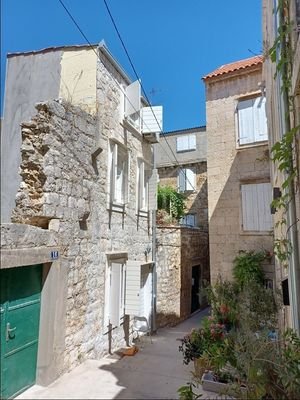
top-left (140, 264), bottom-right (153, 325)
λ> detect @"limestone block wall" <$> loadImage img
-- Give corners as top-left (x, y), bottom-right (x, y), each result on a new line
top-left (157, 162), bottom-right (208, 231)
top-left (205, 69), bottom-right (274, 283)
top-left (11, 95), bottom-right (153, 375)
top-left (156, 227), bottom-right (209, 327)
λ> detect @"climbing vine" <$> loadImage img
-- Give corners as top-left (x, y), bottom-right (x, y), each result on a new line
top-left (268, 0), bottom-right (300, 266)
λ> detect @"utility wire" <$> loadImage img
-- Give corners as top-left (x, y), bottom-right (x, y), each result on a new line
top-left (102, 0), bottom-right (197, 192)
top-left (58, 0), bottom-right (197, 192)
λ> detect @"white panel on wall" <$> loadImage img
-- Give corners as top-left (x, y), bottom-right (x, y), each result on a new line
top-left (238, 98), bottom-right (254, 145)
top-left (141, 106), bottom-right (163, 133)
top-left (125, 80), bottom-right (141, 117)
top-left (253, 96), bottom-right (268, 142)
top-left (110, 263), bottom-right (121, 326)
top-left (186, 168), bottom-right (195, 191)
top-left (125, 260), bottom-right (141, 315)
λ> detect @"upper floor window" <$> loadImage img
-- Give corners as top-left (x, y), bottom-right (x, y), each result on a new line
top-left (178, 167), bottom-right (195, 192)
top-left (180, 213), bottom-right (196, 227)
top-left (109, 142), bottom-right (128, 206)
top-left (237, 96), bottom-right (268, 146)
top-left (241, 182), bottom-right (272, 232)
top-left (137, 159), bottom-right (151, 212)
top-left (176, 134), bottom-right (196, 152)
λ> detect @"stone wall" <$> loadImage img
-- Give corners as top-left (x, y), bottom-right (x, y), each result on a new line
top-left (157, 162), bottom-right (208, 231)
top-left (205, 68), bottom-right (274, 283)
top-left (156, 227), bottom-right (209, 327)
top-left (11, 95), bottom-right (153, 374)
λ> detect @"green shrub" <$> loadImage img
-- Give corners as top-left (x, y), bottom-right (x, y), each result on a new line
top-left (233, 250), bottom-right (267, 287)
top-left (157, 185), bottom-right (185, 221)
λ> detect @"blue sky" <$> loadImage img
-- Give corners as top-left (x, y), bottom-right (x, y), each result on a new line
top-left (1, 0), bottom-right (262, 131)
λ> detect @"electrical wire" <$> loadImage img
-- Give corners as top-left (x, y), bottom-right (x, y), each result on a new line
top-left (102, 0), bottom-right (197, 192)
top-left (58, 0), bottom-right (197, 192)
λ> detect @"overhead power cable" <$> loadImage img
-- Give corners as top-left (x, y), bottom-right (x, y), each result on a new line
top-left (58, 0), bottom-right (197, 192)
top-left (102, 0), bottom-right (197, 192)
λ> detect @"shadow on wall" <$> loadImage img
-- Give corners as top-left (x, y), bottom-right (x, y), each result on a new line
top-left (208, 146), bottom-right (274, 282)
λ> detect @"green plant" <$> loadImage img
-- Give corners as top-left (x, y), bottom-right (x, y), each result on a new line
top-left (177, 382), bottom-right (202, 400)
top-left (233, 250), bottom-right (267, 287)
top-left (157, 185), bottom-right (185, 222)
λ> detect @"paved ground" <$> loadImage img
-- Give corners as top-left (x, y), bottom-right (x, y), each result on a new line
top-left (17, 308), bottom-right (218, 399)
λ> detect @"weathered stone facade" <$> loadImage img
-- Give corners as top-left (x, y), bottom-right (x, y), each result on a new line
top-left (1, 42), bottom-right (156, 389)
top-left (156, 227), bottom-right (209, 327)
top-left (263, 0), bottom-right (300, 331)
top-left (203, 61), bottom-right (274, 283)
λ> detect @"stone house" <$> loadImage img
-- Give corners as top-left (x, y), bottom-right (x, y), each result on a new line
top-left (154, 127), bottom-right (209, 327)
top-left (0, 42), bottom-right (161, 398)
top-left (202, 56), bottom-right (274, 284)
top-left (155, 127), bottom-right (208, 230)
top-left (263, 0), bottom-right (300, 332)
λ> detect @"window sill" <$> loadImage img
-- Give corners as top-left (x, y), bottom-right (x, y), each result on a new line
top-left (176, 148), bottom-right (196, 153)
top-left (108, 202), bottom-right (126, 214)
top-left (137, 209), bottom-right (149, 218)
top-left (121, 119), bottom-right (141, 136)
top-left (239, 230), bottom-right (273, 236)
top-left (236, 141), bottom-right (268, 150)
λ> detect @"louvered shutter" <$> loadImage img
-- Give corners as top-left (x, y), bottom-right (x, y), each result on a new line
top-left (110, 263), bottom-right (121, 326)
top-left (253, 96), bottom-right (268, 142)
top-left (258, 183), bottom-right (272, 231)
top-left (177, 136), bottom-right (189, 152)
top-left (125, 80), bottom-right (141, 117)
top-left (241, 183), bottom-right (272, 231)
top-left (238, 99), bottom-right (254, 145)
top-left (186, 168), bottom-right (195, 191)
top-left (178, 169), bottom-right (186, 192)
top-left (141, 106), bottom-right (163, 133)
top-left (148, 169), bottom-right (157, 211)
top-left (189, 134), bottom-right (196, 150)
top-left (125, 261), bottom-right (141, 315)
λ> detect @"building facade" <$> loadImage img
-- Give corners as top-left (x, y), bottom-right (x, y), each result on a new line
top-left (154, 127), bottom-right (209, 326)
top-left (263, 0), bottom-right (300, 332)
top-left (0, 42), bottom-right (160, 398)
top-left (203, 56), bottom-right (274, 284)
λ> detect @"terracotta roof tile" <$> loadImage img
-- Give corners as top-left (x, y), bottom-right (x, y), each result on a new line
top-left (202, 55), bottom-right (263, 80)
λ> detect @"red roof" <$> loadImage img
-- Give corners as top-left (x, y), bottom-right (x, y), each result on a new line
top-left (202, 55), bottom-right (263, 80)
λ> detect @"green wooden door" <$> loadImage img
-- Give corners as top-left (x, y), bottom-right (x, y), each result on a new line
top-left (0, 264), bottom-right (42, 399)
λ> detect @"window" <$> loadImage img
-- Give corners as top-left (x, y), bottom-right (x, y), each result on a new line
top-left (180, 214), bottom-right (196, 227)
top-left (178, 168), bottom-right (195, 192)
top-left (109, 142), bottom-right (128, 205)
top-left (137, 159), bottom-right (151, 212)
top-left (241, 182), bottom-right (272, 231)
top-left (237, 96), bottom-right (268, 145)
top-left (176, 134), bottom-right (196, 152)
top-left (105, 261), bottom-right (126, 327)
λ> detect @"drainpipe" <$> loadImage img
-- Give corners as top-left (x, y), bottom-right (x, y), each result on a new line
top-left (151, 147), bottom-right (157, 333)
top-left (276, 1), bottom-right (300, 333)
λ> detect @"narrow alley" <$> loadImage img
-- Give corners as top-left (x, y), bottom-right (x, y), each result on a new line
top-left (17, 309), bottom-right (216, 400)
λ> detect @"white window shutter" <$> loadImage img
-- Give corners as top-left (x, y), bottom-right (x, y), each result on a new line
top-left (186, 168), bottom-right (195, 191)
top-left (178, 169), bottom-right (186, 192)
top-left (125, 261), bottom-right (141, 315)
top-left (241, 183), bottom-right (272, 231)
top-left (142, 106), bottom-right (163, 133)
top-left (148, 169), bottom-right (157, 210)
top-left (238, 99), bottom-right (254, 145)
top-left (110, 263), bottom-right (121, 326)
top-left (253, 97), bottom-right (268, 142)
top-left (176, 137), bottom-right (185, 152)
top-left (189, 134), bottom-right (196, 150)
top-left (125, 80), bottom-right (141, 117)
top-left (257, 183), bottom-right (272, 231)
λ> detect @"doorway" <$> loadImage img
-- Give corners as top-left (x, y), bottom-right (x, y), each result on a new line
top-left (0, 264), bottom-right (42, 399)
top-left (191, 265), bottom-right (201, 313)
